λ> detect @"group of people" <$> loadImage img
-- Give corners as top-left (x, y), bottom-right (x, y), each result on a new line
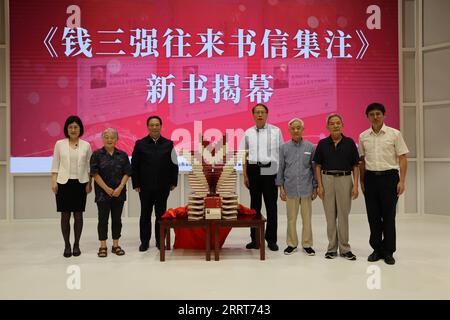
top-left (243, 103), bottom-right (408, 265)
top-left (51, 102), bottom-right (408, 265)
top-left (51, 115), bottom-right (178, 258)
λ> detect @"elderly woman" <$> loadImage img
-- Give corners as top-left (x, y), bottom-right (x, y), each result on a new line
top-left (51, 115), bottom-right (92, 258)
top-left (90, 128), bottom-right (132, 257)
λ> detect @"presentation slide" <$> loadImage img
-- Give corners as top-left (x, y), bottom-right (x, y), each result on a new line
top-left (9, 0), bottom-right (398, 172)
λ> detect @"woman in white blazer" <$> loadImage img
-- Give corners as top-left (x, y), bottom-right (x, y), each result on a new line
top-left (51, 115), bottom-right (92, 258)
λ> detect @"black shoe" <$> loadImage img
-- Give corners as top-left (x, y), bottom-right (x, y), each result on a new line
top-left (245, 241), bottom-right (259, 249)
top-left (139, 244), bottom-right (149, 252)
top-left (340, 251), bottom-right (356, 261)
top-left (368, 251), bottom-right (384, 262)
top-left (325, 251), bottom-right (337, 259)
top-left (284, 246), bottom-right (297, 255)
top-left (303, 247), bottom-right (316, 256)
top-left (63, 247), bottom-right (72, 258)
top-left (268, 242), bottom-right (279, 251)
top-left (384, 254), bottom-right (396, 265)
top-left (72, 245), bottom-right (81, 257)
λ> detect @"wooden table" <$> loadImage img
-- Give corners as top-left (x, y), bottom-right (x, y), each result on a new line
top-left (159, 217), bottom-right (211, 261)
top-left (213, 214), bottom-right (266, 261)
top-left (159, 215), bottom-right (266, 262)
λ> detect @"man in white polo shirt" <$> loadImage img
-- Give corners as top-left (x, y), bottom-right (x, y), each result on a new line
top-left (359, 103), bottom-right (409, 265)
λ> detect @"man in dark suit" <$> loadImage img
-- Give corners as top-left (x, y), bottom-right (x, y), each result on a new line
top-left (131, 116), bottom-right (178, 251)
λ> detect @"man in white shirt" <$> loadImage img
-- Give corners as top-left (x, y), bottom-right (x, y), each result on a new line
top-left (241, 104), bottom-right (284, 251)
top-left (359, 103), bottom-right (409, 265)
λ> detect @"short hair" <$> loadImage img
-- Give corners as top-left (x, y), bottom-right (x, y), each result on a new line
top-left (102, 127), bottom-right (118, 139)
top-left (63, 115), bottom-right (84, 138)
top-left (288, 118), bottom-right (304, 128)
top-left (365, 102), bottom-right (385, 116)
top-left (252, 104), bottom-right (269, 114)
top-left (326, 113), bottom-right (343, 125)
top-left (147, 115), bottom-right (162, 126)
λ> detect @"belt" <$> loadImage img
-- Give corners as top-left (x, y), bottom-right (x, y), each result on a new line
top-left (322, 170), bottom-right (351, 176)
top-left (248, 162), bottom-right (272, 168)
top-left (257, 161), bottom-right (272, 168)
top-left (366, 169), bottom-right (398, 176)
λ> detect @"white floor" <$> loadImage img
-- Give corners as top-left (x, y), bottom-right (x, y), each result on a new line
top-left (0, 214), bottom-right (449, 300)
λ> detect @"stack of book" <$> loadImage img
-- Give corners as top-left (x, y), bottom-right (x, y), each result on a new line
top-left (189, 164), bottom-right (210, 194)
top-left (221, 193), bottom-right (238, 220)
top-left (183, 138), bottom-right (245, 220)
top-left (187, 194), bottom-right (205, 220)
top-left (216, 156), bottom-right (238, 194)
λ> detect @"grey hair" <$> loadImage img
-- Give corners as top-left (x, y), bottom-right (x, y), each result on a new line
top-left (102, 127), bottom-right (119, 139)
top-left (288, 118), bottom-right (304, 128)
top-left (326, 113), bottom-right (343, 125)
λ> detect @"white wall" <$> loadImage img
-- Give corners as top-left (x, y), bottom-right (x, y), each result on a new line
top-left (0, 0), bottom-right (8, 220)
top-left (1, 0), bottom-right (450, 221)
top-left (401, 0), bottom-right (450, 216)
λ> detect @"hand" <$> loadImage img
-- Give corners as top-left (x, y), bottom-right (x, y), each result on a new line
top-left (397, 181), bottom-right (405, 195)
top-left (52, 181), bottom-right (58, 194)
top-left (351, 186), bottom-right (359, 200)
top-left (280, 189), bottom-right (286, 201)
top-left (312, 187), bottom-right (318, 200)
top-left (317, 186), bottom-right (324, 200)
top-left (244, 175), bottom-right (250, 189)
top-left (112, 185), bottom-right (123, 197)
top-left (134, 187), bottom-right (141, 193)
top-left (102, 186), bottom-right (114, 197)
top-left (86, 184), bottom-right (92, 194)
top-left (170, 185), bottom-right (176, 191)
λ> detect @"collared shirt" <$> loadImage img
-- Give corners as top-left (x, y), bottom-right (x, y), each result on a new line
top-left (358, 124), bottom-right (409, 171)
top-left (276, 139), bottom-right (317, 198)
top-left (90, 147), bottom-right (132, 202)
top-left (240, 123), bottom-right (284, 173)
top-left (313, 134), bottom-right (360, 171)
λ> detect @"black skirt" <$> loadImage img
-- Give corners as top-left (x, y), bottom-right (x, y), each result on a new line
top-left (56, 179), bottom-right (87, 212)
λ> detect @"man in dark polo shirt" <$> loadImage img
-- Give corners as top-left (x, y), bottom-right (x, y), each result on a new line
top-left (313, 113), bottom-right (360, 260)
top-left (131, 116), bottom-right (179, 251)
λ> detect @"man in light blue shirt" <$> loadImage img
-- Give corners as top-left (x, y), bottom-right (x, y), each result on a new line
top-left (276, 118), bottom-right (318, 256)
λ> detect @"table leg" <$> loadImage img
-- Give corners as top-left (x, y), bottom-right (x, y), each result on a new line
top-left (214, 223), bottom-right (220, 261)
top-left (160, 226), bottom-right (166, 262)
top-left (166, 228), bottom-right (171, 250)
top-left (205, 224), bottom-right (211, 261)
top-left (255, 226), bottom-right (260, 248)
top-left (260, 223), bottom-right (265, 260)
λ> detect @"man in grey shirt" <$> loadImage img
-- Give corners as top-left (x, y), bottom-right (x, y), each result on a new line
top-left (276, 118), bottom-right (318, 255)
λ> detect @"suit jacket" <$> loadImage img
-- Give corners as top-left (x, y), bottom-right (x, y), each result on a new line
top-left (131, 135), bottom-right (178, 191)
top-left (51, 138), bottom-right (92, 184)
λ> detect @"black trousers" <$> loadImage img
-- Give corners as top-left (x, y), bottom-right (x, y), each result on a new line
top-left (363, 171), bottom-right (399, 255)
top-left (96, 199), bottom-right (124, 241)
top-left (139, 188), bottom-right (170, 246)
top-left (247, 164), bottom-right (278, 244)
